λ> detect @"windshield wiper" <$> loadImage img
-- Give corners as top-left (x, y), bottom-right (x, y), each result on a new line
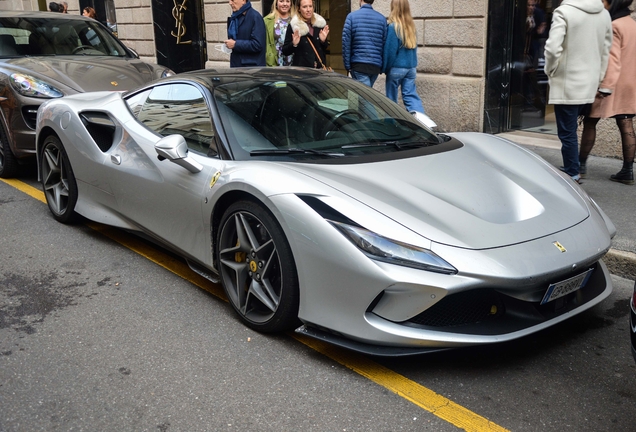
top-left (341, 139), bottom-right (440, 150)
top-left (250, 148), bottom-right (344, 157)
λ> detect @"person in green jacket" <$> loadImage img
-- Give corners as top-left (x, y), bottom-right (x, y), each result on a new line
top-left (264, 0), bottom-right (295, 66)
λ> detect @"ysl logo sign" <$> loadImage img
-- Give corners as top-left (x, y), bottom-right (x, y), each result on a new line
top-left (171, 0), bottom-right (192, 44)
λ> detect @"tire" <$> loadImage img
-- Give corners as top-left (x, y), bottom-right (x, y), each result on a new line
top-left (0, 121), bottom-right (19, 178)
top-left (217, 200), bottom-right (300, 333)
top-left (40, 135), bottom-right (79, 223)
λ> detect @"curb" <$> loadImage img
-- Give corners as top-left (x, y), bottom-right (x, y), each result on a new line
top-left (605, 249), bottom-right (636, 281)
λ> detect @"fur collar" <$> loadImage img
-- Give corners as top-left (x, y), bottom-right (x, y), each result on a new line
top-left (290, 13), bottom-right (326, 36)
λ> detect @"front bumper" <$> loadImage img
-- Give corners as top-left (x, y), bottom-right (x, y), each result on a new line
top-left (1, 92), bottom-right (42, 160)
top-left (271, 193), bottom-right (614, 353)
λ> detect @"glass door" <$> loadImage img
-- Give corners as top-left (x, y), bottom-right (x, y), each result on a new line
top-left (484, 0), bottom-right (558, 135)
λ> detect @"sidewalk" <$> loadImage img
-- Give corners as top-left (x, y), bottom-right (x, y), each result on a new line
top-left (497, 131), bottom-right (636, 280)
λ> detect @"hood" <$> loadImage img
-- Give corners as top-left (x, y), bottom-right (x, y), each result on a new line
top-left (0, 56), bottom-right (158, 93)
top-left (290, 133), bottom-right (590, 250)
top-left (560, 0), bottom-right (605, 14)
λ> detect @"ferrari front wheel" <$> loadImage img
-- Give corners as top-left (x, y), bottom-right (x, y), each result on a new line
top-left (217, 200), bottom-right (300, 333)
top-left (40, 135), bottom-right (78, 223)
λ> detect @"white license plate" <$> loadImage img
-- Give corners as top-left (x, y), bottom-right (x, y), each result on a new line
top-left (541, 268), bottom-right (594, 305)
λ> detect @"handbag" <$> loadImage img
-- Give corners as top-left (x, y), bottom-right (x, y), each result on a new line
top-left (307, 37), bottom-right (333, 72)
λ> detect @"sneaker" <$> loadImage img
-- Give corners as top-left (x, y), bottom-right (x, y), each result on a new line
top-left (609, 168), bottom-right (634, 185)
top-left (571, 175), bottom-right (582, 185)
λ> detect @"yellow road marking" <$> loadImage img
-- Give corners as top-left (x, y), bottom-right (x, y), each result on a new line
top-left (1, 178), bottom-right (46, 202)
top-left (3, 178), bottom-right (509, 432)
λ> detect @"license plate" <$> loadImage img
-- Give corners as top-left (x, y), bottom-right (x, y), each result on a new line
top-left (541, 268), bottom-right (594, 305)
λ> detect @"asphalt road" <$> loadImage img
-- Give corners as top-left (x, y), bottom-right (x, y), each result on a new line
top-left (1, 172), bottom-right (635, 432)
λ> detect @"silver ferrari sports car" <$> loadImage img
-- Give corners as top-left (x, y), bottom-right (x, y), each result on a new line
top-left (36, 67), bottom-right (616, 356)
top-left (0, 11), bottom-right (173, 178)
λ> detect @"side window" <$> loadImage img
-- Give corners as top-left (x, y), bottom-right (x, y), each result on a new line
top-left (129, 83), bottom-right (218, 157)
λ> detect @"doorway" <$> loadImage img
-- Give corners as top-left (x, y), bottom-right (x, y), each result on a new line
top-left (150, 0), bottom-right (207, 73)
top-left (79, 0), bottom-right (118, 36)
top-left (484, 0), bottom-right (557, 135)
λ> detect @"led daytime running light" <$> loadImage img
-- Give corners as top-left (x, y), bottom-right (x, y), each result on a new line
top-left (329, 220), bottom-right (457, 275)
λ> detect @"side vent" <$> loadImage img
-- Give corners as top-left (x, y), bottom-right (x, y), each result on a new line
top-left (21, 106), bottom-right (39, 129)
top-left (297, 195), bottom-right (359, 226)
top-left (80, 112), bottom-right (116, 152)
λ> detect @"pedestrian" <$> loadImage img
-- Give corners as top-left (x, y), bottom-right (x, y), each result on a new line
top-left (49, 2), bottom-right (62, 12)
top-left (61, 2), bottom-right (68, 13)
top-left (544, 0), bottom-right (613, 184)
top-left (342, 0), bottom-right (386, 87)
top-left (382, 0), bottom-right (425, 114)
top-left (579, 0), bottom-right (636, 185)
top-left (224, 0), bottom-right (266, 67)
top-left (82, 7), bottom-right (97, 19)
top-left (264, 0), bottom-right (295, 66)
top-left (282, 0), bottom-right (329, 69)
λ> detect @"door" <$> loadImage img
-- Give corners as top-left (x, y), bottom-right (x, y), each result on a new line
top-left (151, 0), bottom-right (208, 73)
top-left (79, 0), bottom-right (118, 35)
top-left (484, 0), bottom-right (553, 134)
top-left (108, 83), bottom-right (221, 259)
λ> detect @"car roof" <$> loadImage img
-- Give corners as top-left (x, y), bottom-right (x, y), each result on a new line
top-left (174, 67), bottom-right (339, 87)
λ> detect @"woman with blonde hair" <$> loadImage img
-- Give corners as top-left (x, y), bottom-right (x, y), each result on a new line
top-left (382, 0), bottom-right (425, 114)
top-left (264, 0), bottom-right (295, 66)
top-left (282, 0), bottom-right (329, 69)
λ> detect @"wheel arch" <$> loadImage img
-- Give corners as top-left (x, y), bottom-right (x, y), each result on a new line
top-left (210, 188), bottom-right (302, 282)
top-left (211, 190), bottom-right (274, 264)
top-left (35, 126), bottom-right (61, 181)
top-left (212, 190), bottom-right (302, 332)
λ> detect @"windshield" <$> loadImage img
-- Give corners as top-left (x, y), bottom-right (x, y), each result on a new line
top-left (0, 16), bottom-right (129, 57)
top-left (213, 76), bottom-right (440, 160)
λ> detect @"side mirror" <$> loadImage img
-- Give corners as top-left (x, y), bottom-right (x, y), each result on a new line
top-left (127, 46), bottom-right (140, 59)
top-left (155, 135), bottom-right (203, 173)
top-left (412, 111), bottom-right (437, 130)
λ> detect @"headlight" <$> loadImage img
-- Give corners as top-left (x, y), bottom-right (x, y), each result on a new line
top-left (10, 73), bottom-right (64, 98)
top-left (329, 220), bottom-right (457, 275)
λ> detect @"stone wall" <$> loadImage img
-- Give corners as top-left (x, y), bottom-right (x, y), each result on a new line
top-left (114, 0), bottom-right (155, 63)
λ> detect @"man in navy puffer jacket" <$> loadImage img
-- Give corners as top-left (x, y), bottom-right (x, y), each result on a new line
top-left (342, 0), bottom-right (387, 87)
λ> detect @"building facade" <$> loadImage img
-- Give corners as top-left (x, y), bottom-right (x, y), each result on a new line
top-left (2, 0), bottom-right (630, 158)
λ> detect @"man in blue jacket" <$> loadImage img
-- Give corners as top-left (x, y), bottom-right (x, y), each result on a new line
top-left (225, 0), bottom-right (266, 67)
top-left (342, 0), bottom-right (387, 87)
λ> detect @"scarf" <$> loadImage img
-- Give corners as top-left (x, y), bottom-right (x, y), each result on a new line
top-left (228, 1), bottom-right (252, 40)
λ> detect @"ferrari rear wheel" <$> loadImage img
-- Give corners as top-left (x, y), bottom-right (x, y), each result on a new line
top-left (40, 135), bottom-right (78, 223)
top-left (217, 200), bottom-right (300, 333)
top-left (0, 122), bottom-right (19, 178)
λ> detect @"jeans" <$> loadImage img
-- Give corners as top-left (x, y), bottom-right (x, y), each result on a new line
top-left (554, 104), bottom-right (586, 179)
top-left (385, 67), bottom-right (425, 114)
top-left (350, 70), bottom-right (378, 87)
